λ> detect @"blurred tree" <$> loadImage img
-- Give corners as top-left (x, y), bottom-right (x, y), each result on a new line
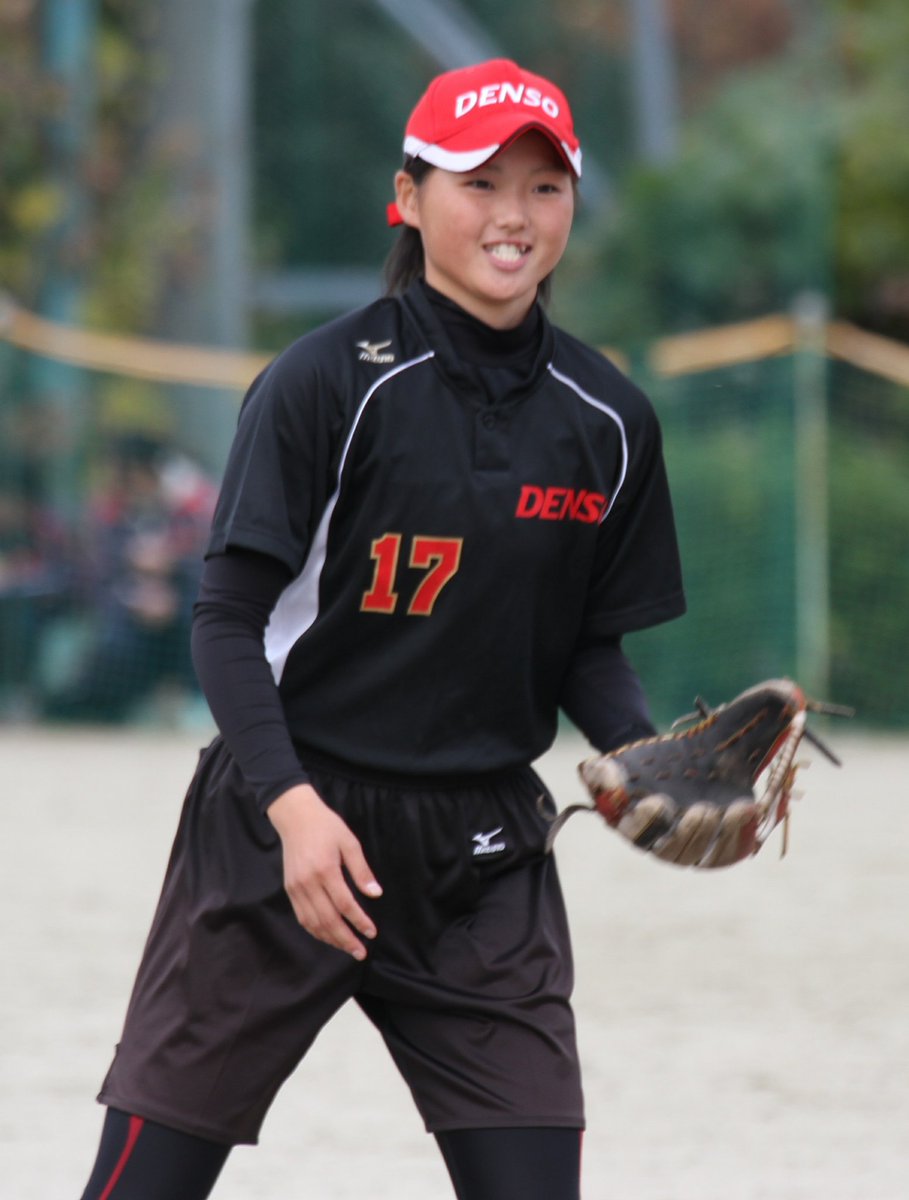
top-left (833, 0), bottom-right (909, 340)
top-left (554, 58), bottom-right (836, 344)
top-left (555, 0), bottom-right (909, 345)
top-left (2, 0), bottom-right (908, 344)
top-left (0, 1), bottom-right (200, 335)
top-left (84, 1), bottom-right (204, 336)
top-left (0, 3), bottom-right (55, 307)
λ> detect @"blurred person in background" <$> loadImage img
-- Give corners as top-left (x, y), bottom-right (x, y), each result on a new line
top-left (41, 432), bottom-right (216, 723)
top-left (0, 463), bottom-right (73, 718)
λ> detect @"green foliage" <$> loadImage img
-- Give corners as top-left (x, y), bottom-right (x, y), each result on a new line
top-left (827, 367), bottom-right (909, 725)
top-left (3, 1), bottom-right (908, 345)
top-left (556, 61), bottom-right (837, 345)
top-left (554, 1), bottom-right (909, 347)
top-left (0, 13), bottom-right (50, 301)
top-left (625, 359), bottom-right (799, 721)
top-left (832, 0), bottom-right (909, 338)
top-left (0, 1), bottom-right (178, 330)
top-left (83, 5), bottom-right (180, 331)
top-left (624, 358), bottom-right (909, 729)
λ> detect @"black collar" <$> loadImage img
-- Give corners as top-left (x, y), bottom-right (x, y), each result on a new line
top-left (402, 280), bottom-right (555, 410)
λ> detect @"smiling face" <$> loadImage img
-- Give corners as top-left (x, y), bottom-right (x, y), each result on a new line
top-left (394, 131), bottom-right (575, 329)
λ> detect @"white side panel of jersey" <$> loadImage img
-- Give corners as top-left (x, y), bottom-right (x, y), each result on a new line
top-left (547, 364), bottom-right (629, 521)
top-left (264, 352), bottom-right (435, 684)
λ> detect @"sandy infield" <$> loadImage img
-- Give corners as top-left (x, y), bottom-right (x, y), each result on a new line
top-left (2, 725), bottom-right (907, 1199)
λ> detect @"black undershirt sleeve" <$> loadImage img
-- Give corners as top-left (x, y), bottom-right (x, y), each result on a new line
top-left (191, 548), bottom-right (310, 812)
top-left (559, 637), bottom-right (657, 753)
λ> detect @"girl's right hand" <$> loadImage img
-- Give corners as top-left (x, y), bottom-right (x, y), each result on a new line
top-left (266, 783), bottom-right (383, 961)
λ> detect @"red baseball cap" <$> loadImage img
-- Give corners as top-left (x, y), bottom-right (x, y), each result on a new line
top-left (388, 58), bottom-right (582, 226)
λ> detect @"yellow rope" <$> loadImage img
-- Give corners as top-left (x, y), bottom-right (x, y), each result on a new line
top-left (651, 314), bottom-right (797, 377)
top-left (0, 294), bottom-right (268, 389)
top-left (826, 320), bottom-right (909, 388)
top-left (2, 292), bottom-right (908, 390)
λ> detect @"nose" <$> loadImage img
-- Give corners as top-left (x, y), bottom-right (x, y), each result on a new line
top-left (493, 186), bottom-right (530, 231)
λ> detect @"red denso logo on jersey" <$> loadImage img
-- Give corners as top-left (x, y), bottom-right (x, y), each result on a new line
top-left (515, 485), bottom-right (609, 524)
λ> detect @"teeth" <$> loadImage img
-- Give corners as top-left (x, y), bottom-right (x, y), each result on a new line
top-left (488, 243), bottom-right (526, 262)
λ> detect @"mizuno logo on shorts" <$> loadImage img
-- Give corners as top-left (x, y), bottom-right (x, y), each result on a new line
top-left (472, 827), bottom-right (507, 856)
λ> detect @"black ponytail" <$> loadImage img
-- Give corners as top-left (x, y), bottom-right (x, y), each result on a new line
top-left (383, 157), bottom-right (433, 296)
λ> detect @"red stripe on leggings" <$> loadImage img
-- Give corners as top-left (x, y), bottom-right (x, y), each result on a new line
top-left (98, 1114), bottom-right (145, 1200)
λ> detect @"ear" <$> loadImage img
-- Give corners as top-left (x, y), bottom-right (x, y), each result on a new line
top-left (394, 169), bottom-right (421, 229)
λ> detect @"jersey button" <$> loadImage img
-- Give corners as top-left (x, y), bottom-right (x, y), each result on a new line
top-left (481, 412), bottom-right (497, 429)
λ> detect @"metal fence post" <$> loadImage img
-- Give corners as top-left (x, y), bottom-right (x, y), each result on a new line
top-left (792, 290), bottom-right (831, 699)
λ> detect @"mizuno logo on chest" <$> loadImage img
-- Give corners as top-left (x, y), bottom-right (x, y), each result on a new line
top-left (356, 339), bottom-right (395, 364)
top-left (515, 484), bottom-right (608, 524)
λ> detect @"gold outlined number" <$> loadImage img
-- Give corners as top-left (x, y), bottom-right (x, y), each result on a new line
top-left (361, 533), bottom-right (463, 616)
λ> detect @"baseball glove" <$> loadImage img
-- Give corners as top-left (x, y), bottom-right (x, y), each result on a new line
top-left (545, 679), bottom-right (852, 867)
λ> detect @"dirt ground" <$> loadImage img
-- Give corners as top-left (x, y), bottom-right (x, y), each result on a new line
top-left (2, 724), bottom-right (907, 1199)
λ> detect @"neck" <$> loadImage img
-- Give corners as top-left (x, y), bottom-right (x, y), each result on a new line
top-left (421, 273), bottom-right (538, 331)
top-left (419, 279), bottom-right (542, 366)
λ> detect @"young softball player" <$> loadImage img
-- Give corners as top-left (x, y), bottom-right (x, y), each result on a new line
top-left (78, 58), bottom-right (685, 1199)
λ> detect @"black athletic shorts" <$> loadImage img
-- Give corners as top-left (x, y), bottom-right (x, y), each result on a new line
top-left (98, 737), bottom-right (585, 1145)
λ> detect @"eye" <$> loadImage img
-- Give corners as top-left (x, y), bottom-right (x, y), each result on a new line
top-left (464, 177), bottom-right (494, 191)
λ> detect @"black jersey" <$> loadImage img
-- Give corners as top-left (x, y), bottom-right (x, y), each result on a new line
top-left (208, 282), bottom-right (685, 776)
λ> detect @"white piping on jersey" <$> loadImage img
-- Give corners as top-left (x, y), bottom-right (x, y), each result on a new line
top-left (547, 363), bottom-right (629, 522)
top-left (264, 351), bottom-right (436, 684)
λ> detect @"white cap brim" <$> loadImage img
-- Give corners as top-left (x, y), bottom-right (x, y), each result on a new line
top-left (404, 133), bottom-right (582, 178)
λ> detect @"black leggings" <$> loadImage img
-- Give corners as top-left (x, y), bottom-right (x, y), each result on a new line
top-left (436, 1126), bottom-right (582, 1199)
top-left (80, 1108), bottom-right (582, 1200)
top-left (79, 1110), bottom-right (229, 1200)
